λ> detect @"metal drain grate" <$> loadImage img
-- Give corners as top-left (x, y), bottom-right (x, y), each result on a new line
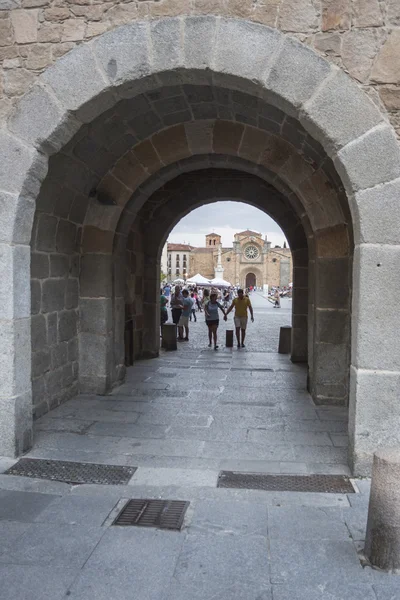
top-left (113, 499), bottom-right (189, 530)
top-left (218, 472), bottom-right (355, 493)
top-left (5, 458), bottom-right (136, 485)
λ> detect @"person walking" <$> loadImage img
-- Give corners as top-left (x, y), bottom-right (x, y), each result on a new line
top-left (178, 289), bottom-right (194, 341)
top-left (171, 285), bottom-right (184, 338)
top-left (189, 292), bottom-right (197, 322)
top-left (274, 288), bottom-right (281, 308)
top-left (160, 288), bottom-right (168, 326)
top-left (225, 288), bottom-right (254, 349)
top-left (205, 292), bottom-right (227, 350)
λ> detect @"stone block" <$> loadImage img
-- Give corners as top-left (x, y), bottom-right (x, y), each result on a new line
top-left (214, 19), bottom-right (281, 85)
top-left (31, 279), bottom-right (41, 315)
top-left (213, 120), bottom-right (244, 154)
top-left (68, 338), bottom-right (78, 362)
top-left (0, 318), bottom-right (31, 397)
top-left (0, 391), bottom-right (33, 457)
top-left (278, 0), bottom-right (319, 32)
top-left (0, 130), bottom-right (46, 199)
top-left (352, 178), bottom-right (400, 246)
top-left (8, 84), bottom-right (80, 154)
top-left (151, 18), bottom-right (182, 73)
top-left (349, 367), bottom-right (400, 475)
top-left (56, 220), bottom-right (77, 254)
top-left (62, 363), bottom-right (74, 387)
top-left (80, 298), bottom-right (112, 334)
top-left (80, 254), bottom-right (112, 298)
top-left (58, 310), bottom-right (78, 342)
top-left (31, 253), bottom-right (49, 279)
top-left (35, 214), bottom-right (57, 252)
top-left (301, 69), bottom-right (383, 153)
top-left (321, 0), bottom-right (351, 31)
top-left (32, 376), bottom-right (46, 407)
top-left (352, 245), bottom-right (400, 371)
top-left (184, 16), bottom-right (216, 70)
top-left (42, 43), bottom-right (112, 122)
top-left (371, 30), bottom-right (400, 84)
top-left (0, 244), bottom-right (30, 320)
top-left (335, 124), bottom-right (400, 194)
top-left (32, 349), bottom-right (51, 379)
top-left (92, 21), bottom-right (150, 87)
top-left (0, 191), bottom-right (35, 246)
top-left (42, 279), bottom-right (66, 313)
top-left (314, 342), bottom-right (348, 384)
top-left (315, 258), bottom-right (349, 309)
top-left (79, 332), bottom-right (111, 379)
top-left (51, 342), bottom-right (68, 369)
top-left (365, 448), bottom-right (400, 571)
top-left (46, 312), bottom-right (57, 346)
top-left (316, 310), bottom-right (349, 345)
top-left (342, 29), bottom-right (380, 84)
top-left (65, 279), bottom-right (78, 310)
top-left (50, 254), bottom-right (69, 278)
top-left (31, 313), bottom-right (47, 351)
top-left (10, 9), bottom-right (38, 43)
top-left (152, 124), bottom-right (189, 163)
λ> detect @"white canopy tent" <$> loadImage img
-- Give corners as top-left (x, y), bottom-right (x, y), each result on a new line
top-left (186, 273), bottom-right (211, 285)
top-left (210, 278), bottom-right (232, 287)
top-left (172, 278), bottom-right (185, 284)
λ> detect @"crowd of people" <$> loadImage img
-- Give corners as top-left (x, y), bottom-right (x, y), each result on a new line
top-left (160, 284), bottom-right (254, 350)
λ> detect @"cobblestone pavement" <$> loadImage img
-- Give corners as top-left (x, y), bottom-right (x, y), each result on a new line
top-left (0, 293), bottom-right (398, 599)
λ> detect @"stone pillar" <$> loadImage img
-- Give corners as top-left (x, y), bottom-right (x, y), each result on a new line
top-left (312, 228), bottom-right (351, 407)
top-left (79, 252), bottom-right (114, 394)
top-left (291, 248), bottom-right (308, 364)
top-left (365, 448), bottom-right (400, 572)
top-left (349, 243), bottom-right (400, 475)
top-left (142, 256), bottom-right (160, 358)
top-left (0, 244), bottom-right (32, 456)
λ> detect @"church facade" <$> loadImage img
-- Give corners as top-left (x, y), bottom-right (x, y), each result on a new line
top-left (167, 231), bottom-right (292, 289)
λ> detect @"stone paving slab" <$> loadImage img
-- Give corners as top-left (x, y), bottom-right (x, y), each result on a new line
top-left (129, 467), bottom-right (219, 488)
top-left (0, 523), bottom-right (104, 568)
top-left (0, 565), bottom-right (77, 600)
top-left (0, 489), bottom-right (59, 522)
top-left (67, 528), bottom-right (184, 600)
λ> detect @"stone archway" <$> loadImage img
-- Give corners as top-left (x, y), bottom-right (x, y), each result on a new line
top-left (1, 17), bottom-right (399, 475)
top-left (245, 273), bottom-right (257, 289)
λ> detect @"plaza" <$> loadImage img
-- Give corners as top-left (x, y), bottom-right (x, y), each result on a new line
top-left (1, 294), bottom-right (398, 600)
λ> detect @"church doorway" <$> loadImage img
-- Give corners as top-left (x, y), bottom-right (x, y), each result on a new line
top-left (245, 273), bottom-right (257, 289)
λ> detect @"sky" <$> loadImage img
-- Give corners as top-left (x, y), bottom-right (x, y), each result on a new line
top-left (167, 201), bottom-right (288, 248)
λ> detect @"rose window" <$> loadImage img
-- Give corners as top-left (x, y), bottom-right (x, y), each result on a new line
top-left (244, 245), bottom-right (260, 260)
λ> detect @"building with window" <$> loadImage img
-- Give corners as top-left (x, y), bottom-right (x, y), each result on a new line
top-left (166, 232), bottom-right (292, 288)
top-left (166, 244), bottom-right (194, 280)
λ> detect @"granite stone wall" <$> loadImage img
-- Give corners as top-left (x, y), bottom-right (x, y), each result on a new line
top-left (30, 186), bottom-right (81, 418)
top-left (1, 0), bottom-right (400, 136)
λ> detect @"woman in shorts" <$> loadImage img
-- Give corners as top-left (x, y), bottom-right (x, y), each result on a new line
top-left (205, 292), bottom-right (227, 350)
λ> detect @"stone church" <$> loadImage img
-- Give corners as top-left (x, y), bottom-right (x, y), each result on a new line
top-left (188, 231), bottom-right (292, 289)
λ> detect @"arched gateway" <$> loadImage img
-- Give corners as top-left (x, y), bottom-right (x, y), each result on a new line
top-left (246, 273), bottom-right (257, 289)
top-left (1, 17), bottom-right (399, 475)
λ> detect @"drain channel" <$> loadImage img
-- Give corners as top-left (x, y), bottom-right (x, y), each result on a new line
top-left (113, 499), bottom-right (189, 530)
top-left (218, 472), bottom-right (355, 493)
top-left (5, 458), bottom-right (136, 485)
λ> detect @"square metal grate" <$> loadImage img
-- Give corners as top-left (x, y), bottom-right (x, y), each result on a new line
top-left (218, 472), bottom-right (355, 494)
top-left (5, 458), bottom-right (136, 485)
top-left (113, 499), bottom-right (189, 530)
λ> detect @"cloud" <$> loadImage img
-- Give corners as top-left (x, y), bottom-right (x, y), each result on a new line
top-left (167, 202), bottom-right (288, 247)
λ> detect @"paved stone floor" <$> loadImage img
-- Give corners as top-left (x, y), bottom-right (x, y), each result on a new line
top-left (0, 293), bottom-right (399, 599)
